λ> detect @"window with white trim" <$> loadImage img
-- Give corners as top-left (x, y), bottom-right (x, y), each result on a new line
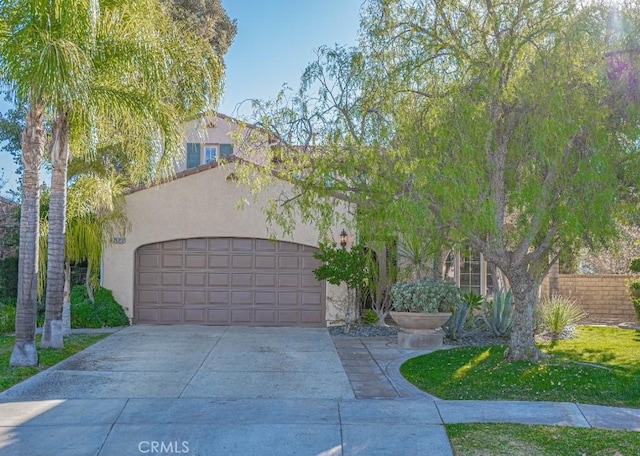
top-left (443, 248), bottom-right (495, 296)
top-left (204, 145), bottom-right (218, 164)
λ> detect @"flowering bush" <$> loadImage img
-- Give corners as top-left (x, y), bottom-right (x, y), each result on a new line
top-left (390, 278), bottom-right (460, 313)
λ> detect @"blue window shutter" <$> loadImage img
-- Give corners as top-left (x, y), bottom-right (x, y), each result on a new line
top-left (186, 143), bottom-right (201, 168)
top-left (220, 143), bottom-right (233, 158)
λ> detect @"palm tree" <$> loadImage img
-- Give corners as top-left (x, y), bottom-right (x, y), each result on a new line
top-left (38, 168), bottom-right (128, 333)
top-left (0, 0), bottom-right (62, 365)
top-left (1, 0), bottom-right (222, 361)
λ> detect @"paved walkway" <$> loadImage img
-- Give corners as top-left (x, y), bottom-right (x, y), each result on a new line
top-left (332, 335), bottom-right (640, 430)
top-left (0, 326), bottom-right (638, 456)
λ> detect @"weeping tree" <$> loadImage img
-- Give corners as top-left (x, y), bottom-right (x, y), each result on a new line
top-left (236, 44), bottom-right (428, 324)
top-left (239, 0), bottom-right (640, 360)
top-left (362, 0), bottom-right (640, 361)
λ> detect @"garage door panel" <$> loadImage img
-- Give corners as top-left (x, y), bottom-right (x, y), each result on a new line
top-left (209, 273), bottom-right (229, 286)
top-left (159, 307), bottom-right (182, 323)
top-left (184, 307), bottom-right (206, 322)
top-left (231, 256), bottom-right (252, 269)
top-left (231, 309), bottom-right (252, 323)
top-left (301, 310), bottom-right (323, 324)
top-left (209, 238), bottom-right (230, 250)
top-left (302, 257), bottom-right (322, 270)
top-left (278, 275), bottom-right (299, 288)
top-left (255, 274), bottom-right (276, 287)
top-left (256, 256), bottom-right (276, 269)
top-left (208, 255), bottom-right (229, 268)
top-left (279, 256), bottom-right (299, 269)
top-left (231, 291), bottom-right (252, 304)
top-left (277, 310), bottom-right (299, 324)
top-left (209, 291), bottom-right (230, 304)
top-left (138, 272), bottom-right (159, 286)
top-left (162, 254), bottom-right (183, 268)
top-left (255, 239), bottom-right (276, 251)
top-left (185, 254), bottom-right (206, 268)
top-left (163, 240), bottom-right (183, 250)
top-left (255, 291), bottom-right (276, 305)
top-left (135, 238), bottom-right (325, 326)
top-left (161, 272), bottom-right (182, 286)
top-left (186, 238), bottom-right (207, 250)
top-left (207, 309), bottom-right (230, 324)
top-left (302, 292), bottom-right (322, 306)
top-left (301, 274), bottom-right (320, 288)
top-left (255, 309), bottom-right (276, 324)
top-left (231, 273), bottom-right (252, 286)
top-left (185, 273), bottom-right (206, 286)
top-left (184, 290), bottom-right (206, 305)
top-left (138, 254), bottom-right (160, 268)
top-left (232, 238), bottom-right (253, 251)
top-left (278, 292), bottom-right (299, 305)
top-left (137, 307), bottom-right (159, 322)
top-left (279, 243), bottom-right (298, 252)
top-left (161, 290), bottom-right (183, 304)
top-left (138, 290), bottom-right (159, 304)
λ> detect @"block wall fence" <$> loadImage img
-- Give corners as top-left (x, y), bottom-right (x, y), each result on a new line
top-left (541, 272), bottom-right (637, 324)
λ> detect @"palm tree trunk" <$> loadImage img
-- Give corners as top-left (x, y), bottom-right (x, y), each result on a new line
top-left (62, 260), bottom-right (71, 334)
top-left (41, 112), bottom-right (70, 349)
top-left (10, 101), bottom-right (45, 367)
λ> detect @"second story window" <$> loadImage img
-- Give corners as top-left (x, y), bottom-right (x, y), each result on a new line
top-left (204, 145), bottom-right (218, 164)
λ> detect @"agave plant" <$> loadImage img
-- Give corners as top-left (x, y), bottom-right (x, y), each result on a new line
top-left (482, 288), bottom-right (514, 337)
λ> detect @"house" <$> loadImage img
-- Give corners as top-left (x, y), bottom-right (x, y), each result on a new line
top-left (101, 113), bottom-right (348, 327)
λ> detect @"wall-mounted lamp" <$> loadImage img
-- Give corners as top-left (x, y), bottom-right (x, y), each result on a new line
top-left (339, 229), bottom-right (348, 249)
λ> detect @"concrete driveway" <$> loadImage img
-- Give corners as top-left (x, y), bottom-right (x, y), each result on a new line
top-left (0, 325), bottom-right (452, 456)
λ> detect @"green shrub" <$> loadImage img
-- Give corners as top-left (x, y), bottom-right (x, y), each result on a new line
top-left (536, 294), bottom-right (586, 339)
top-left (482, 288), bottom-right (513, 337)
top-left (362, 308), bottom-right (378, 325)
top-left (633, 299), bottom-right (640, 323)
top-left (390, 278), bottom-right (460, 313)
top-left (0, 301), bottom-right (16, 333)
top-left (629, 258), bottom-right (640, 274)
top-left (70, 285), bottom-right (129, 328)
top-left (0, 256), bottom-right (18, 299)
top-left (625, 277), bottom-right (640, 322)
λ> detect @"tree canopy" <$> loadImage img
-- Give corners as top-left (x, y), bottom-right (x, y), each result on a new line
top-left (239, 0), bottom-right (640, 361)
top-left (162, 0), bottom-right (237, 57)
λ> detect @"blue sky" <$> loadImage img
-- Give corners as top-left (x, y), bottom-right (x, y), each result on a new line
top-left (0, 0), bottom-right (363, 196)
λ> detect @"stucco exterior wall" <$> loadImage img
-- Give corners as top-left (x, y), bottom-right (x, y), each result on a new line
top-left (175, 115), bottom-right (245, 173)
top-left (102, 163), bottom-right (347, 325)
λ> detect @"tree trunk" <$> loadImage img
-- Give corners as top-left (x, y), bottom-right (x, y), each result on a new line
top-left (10, 101), bottom-right (45, 367)
top-left (62, 260), bottom-right (71, 334)
top-left (41, 113), bottom-right (70, 349)
top-left (372, 245), bottom-right (390, 325)
top-left (504, 267), bottom-right (542, 362)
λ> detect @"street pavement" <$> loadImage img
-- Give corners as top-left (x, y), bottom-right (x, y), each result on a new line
top-left (0, 325), bottom-right (638, 456)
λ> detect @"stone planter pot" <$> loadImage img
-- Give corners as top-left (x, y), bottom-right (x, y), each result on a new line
top-left (389, 311), bottom-right (452, 330)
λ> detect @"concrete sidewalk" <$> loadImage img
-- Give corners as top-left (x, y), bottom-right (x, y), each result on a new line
top-left (0, 326), bottom-right (638, 456)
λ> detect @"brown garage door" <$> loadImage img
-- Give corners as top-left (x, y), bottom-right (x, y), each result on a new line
top-left (134, 238), bottom-right (326, 326)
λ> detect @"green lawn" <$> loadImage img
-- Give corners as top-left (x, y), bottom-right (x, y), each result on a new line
top-left (401, 326), bottom-right (640, 407)
top-left (447, 423), bottom-right (640, 456)
top-left (0, 333), bottom-right (108, 392)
